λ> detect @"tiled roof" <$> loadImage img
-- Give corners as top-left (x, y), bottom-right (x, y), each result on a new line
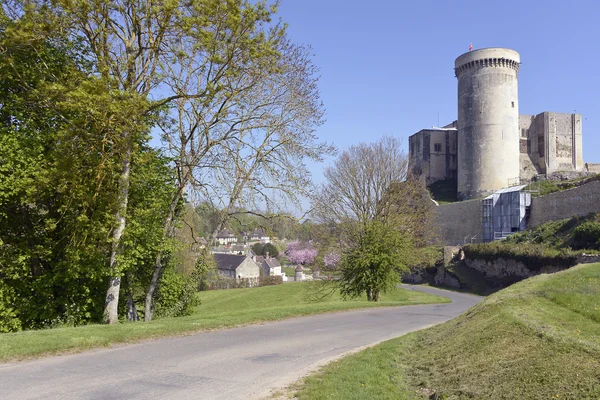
top-left (216, 229), bottom-right (236, 238)
top-left (213, 254), bottom-right (246, 271)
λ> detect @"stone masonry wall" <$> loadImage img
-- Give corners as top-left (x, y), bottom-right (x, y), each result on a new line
top-left (434, 200), bottom-right (482, 246)
top-left (529, 181), bottom-right (600, 227)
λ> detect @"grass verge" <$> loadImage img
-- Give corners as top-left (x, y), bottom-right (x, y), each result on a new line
top-left (294, 263), bottom-right (600, 400)
top-left (0, 283), bottom-right (447, 363)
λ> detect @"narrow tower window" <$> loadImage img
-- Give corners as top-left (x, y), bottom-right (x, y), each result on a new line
top-left (434, 143), bottom-right (442, 152)
top-left (511, 101), bottom-right (515, 108)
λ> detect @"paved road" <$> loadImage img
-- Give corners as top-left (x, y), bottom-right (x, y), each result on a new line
top-left (0, 286), bottom-right (481, 400)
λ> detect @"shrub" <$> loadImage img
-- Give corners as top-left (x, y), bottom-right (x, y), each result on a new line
top-left (463, 242), bottom-right (578, 271)
top-left (259, 275), bottom-right (283, 286)
top-left (154, 268), bottom-right (199, 317)
top-left (572, 221), bottom-right (600, 250)
top-left (0, 285), bottom-right (22, 333)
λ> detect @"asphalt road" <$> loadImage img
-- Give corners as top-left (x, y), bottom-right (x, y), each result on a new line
top-left (0, 286), bottom-right (481, 400)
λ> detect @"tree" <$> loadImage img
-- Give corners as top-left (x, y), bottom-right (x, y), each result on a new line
top-left (250, 243), bottom-right (264, 256)
top-left (339, 221), bottom-right (410, 302)
top-left (250, 243), bottom-right (279, 258)
top-left (0, 7), bottom-right (168, 328)
top-left (262, 243), bottom-right (279, 258)
top-left (316, 136), bottom-right (409, 226)
top-left (286, 241), bottom-right (317, 265)
top-left (314, 136), bottom-right (435, 301)
top-left (145, 32), bottom-right (334, 320)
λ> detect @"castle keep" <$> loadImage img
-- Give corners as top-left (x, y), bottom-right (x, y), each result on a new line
top-left (409, 48), bottom-right (593, 201)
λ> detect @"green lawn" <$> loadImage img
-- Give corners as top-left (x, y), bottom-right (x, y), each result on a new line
top-left (0, 282), bottom-right (447, 362)
top-left (294, 263), bottom-right (600, 400)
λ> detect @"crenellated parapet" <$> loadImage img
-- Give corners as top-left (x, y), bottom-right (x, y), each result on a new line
top-left (454, 47), bottom-right (521, 78)
top-left (455, 57), bottom-right (520, 78)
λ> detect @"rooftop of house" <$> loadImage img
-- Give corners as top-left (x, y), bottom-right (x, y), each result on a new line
top-left (213, 253), bottom-right (248, 271)
top-left (216, 229), bottom-right (236, 239)
top-left (255, 255), bottom-right (281, 269)
top-left (250, 228), bottom-right (269, 237)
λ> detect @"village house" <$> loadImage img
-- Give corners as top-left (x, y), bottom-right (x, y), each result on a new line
top-left (216, 229), bottom-right (238, 246)
top-left (255, 253), bottom-right (282, 277)
top-left (213, 253), bottom-right (260, 279)
top-left (249, 228), bottom-right (271, 243)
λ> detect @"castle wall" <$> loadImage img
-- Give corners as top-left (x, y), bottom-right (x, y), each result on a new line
top-left (528, 181), bottom-right (600, 227)
top-left (586, 163), bottom-right (600, 174)
top-left (409, 129), bottom-right (457, 183)
top-left (434, 200), bottom-right (482, 246)
top-left (519, 115), bottom-right (539, 181)
top-left (539, 112), bottom-right (583, 174)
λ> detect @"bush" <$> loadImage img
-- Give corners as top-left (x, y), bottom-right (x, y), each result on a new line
top-left (154, 268), bottom-right (200, 318)
top-left (573, 221), bottom-right (600, 250)
top-left (463, 242), bottom-right (578, 272)
top-left (0, 285), bottom-right (21, 333)
top-left (259, 275), bottom-right (283, 286)
top-left (208, 277), bottom-right (259, 290)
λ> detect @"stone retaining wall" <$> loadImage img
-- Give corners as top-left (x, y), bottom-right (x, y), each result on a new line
top-left (529, 181), bottom-right (600, 227)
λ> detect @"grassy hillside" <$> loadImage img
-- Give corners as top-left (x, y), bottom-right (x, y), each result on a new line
top-left (505, 212), bottom-right (600, 250)
top-left (524, 174), bottom-right (600, 197)
top-left (0, 283), bottom-right (447, 362)
top-left (295, 263), bottom-right (600, 400)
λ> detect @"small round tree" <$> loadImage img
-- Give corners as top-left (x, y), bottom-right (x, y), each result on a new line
top-left (286, 241), bottom-right (317, 265)
top-left (339, 221), bottom-right (410, 302)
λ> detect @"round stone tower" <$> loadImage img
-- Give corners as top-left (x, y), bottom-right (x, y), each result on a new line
top-left (455, 48), bottom-right (520, 200)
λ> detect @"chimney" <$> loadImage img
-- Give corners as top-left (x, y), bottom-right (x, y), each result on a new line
top-left (266, 251), bottom-right (270, 260)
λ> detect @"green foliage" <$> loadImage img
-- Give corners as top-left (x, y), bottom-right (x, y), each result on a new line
top-left (155, 249), bottom-right (214, 317)
top-left (251, 243), bottom-right (264, 255)
top-left (572, 221), bottom-right (600, 250)
top-left (524, 175), bottom-right (600, 197)
top-left (259, 275), bottom-right (283, 286)
top-left (0, 283), bottom-right (22, 333)
top-left (463, 242), bottom-right (578, 271)
top-left (250, 242), bottom-right (279, 258)
top-left (524, 180), bottom-right (562, 196)
top-left (406, 246), bottom-right (442, 269)
top-left (505, 212), bottom-right (600, 251)
top-left (339, 221), bottom-right (411, 302)
top-left (0, 9), bottom-right (177, 328)
top-left (262, 243), bottom-right (279, 258)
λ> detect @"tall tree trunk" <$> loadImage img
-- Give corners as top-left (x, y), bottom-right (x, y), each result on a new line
top-left (125, 272), bottom-right (139, 322)
top-left (144, 186), bottom-right (185, 321)
top-left (103, 145), bottom-right (132, 324)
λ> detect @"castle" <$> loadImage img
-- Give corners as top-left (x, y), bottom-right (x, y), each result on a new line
top-left (409, 48), bottom-right (598, 201)
top-left (409, 48), bottom-right (600, 244)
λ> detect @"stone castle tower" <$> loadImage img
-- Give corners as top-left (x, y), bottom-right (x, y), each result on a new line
top-left (408, 47), bottom-right (597, 201)
top-left (455, 48), bottom-right (521, 200)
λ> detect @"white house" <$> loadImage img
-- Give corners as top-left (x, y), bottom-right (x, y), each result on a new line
top-left (250, 229), bottom-right (271, 243)
top-left (213, 253), bottom-right (260, 279)
top-left (255, 254), bottom-right (282, 276)
top-left (216, 229), bottom-right (238, 246)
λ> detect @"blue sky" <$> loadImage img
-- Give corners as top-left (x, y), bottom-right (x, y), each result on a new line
top-left (278, 0), bottom-right (600, 182)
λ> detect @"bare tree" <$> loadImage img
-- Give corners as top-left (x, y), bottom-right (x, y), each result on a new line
top-left (144, 36), bottom-right (334, 320)
top-left (316, 136), bottom-right (409, 226)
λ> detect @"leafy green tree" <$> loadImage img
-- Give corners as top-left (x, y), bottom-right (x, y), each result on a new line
top-left (339, 221), bottom-right (410, 302)
top-left (251, 243), bottom-right (264, 256)
top-left (249, 242), bottom-right (279, 258)
top-left (0, 7), bottom-right (172, 329)
top-left (262, 243), bottom-right (279, 258)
